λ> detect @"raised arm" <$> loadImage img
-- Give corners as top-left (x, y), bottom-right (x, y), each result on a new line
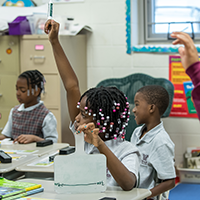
top-left (44, 20), bottom-right (80, 122)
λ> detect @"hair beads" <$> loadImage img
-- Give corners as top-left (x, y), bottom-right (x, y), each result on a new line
top-left (77, 86), bottom-right (130, 140)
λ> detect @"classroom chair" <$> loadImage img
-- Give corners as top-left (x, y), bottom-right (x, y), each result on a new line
top-left (96, 73), bottom-right (174, 141)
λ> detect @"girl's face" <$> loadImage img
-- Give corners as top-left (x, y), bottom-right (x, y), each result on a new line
top-left (132, 92), bottom-right (151, 125)
top-left (16, 77), bottom-right (39, 108)
top-left (74, 96), bottom-right (94, 130)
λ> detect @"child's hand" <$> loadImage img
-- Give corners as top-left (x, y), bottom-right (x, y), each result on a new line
top-left (44, 19), bottom-right (60, 44)
top-left (76, 122), bottom-right (103, 147)
top-left (171, 32), bottom-right (199, 70)
top-left (13, 134), bottom-right (36, 144)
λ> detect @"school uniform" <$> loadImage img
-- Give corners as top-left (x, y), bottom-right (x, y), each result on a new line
top-left (70, 122), bottom-right (140, 187)
top-left (131, 121), bottom-right (176, 200)
top-left (2, 101), bottom-right (58, 143)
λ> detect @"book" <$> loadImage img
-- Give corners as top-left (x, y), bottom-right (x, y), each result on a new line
top-left (0, 177), bottom-right (43, 199)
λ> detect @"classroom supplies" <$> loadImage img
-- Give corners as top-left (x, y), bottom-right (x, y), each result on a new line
top-left (8, 16), bottom-right (31, 35)
top-left (0, 177), bottom-right (43, 199)
top-left (36, 140), bottom-right (53, 147)
top-left (59, 146), bottom-right (75, 155)
top-left (0, 150), bottom-right (12, 163)
top-left (54, 132), bottom-right (106, 194)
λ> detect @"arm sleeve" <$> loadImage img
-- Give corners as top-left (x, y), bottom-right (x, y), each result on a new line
top-left (151, 144), bottom-right (176, 180)
top-left (186, 61), bottom-right (200, 120)
top-left (2, 108), bottom-right (13, 138)
top-left (121, 151), bottom-right (141, 186)
top-left (42, 112), bottom-right (58, 143)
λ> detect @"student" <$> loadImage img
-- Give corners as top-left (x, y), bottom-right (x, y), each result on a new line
top-left (130, 85), bottom-right (176, 199)
top-left (0, 70), bottom-right (58, 144)
top-left (171, 32), bottom-right (200, 120)
top-left (44, 20), bottom-right (140, 191)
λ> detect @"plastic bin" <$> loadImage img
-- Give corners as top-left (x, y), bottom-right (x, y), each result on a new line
top-left (177, 163), bottom-right (200, 183)
top-left (8, 16), bottom-right (31, 35)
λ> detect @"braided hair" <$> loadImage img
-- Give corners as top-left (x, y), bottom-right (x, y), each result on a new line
top-left (18, 70), bottom-right (45, 97)
top-left (78, 86), bottom-right (130, 140)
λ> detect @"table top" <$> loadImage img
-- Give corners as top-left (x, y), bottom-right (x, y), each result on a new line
top-left (0, 143), bottom-right (69, 173)
top-left (0, 154), bottom-right (38, 173)
top-left (0, 142), bottom-right (69, 157)
top-left (18, 178), bottom-right (151, 200)
top-left (16, 154), bottom-right (54, 173)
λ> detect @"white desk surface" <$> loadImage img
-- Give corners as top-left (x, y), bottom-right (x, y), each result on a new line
top-left (16, 154), bottom-right (54, 173)
top-left (18, 178), bottom-right (151, 200)
top-left (0, 143), bottom-right (69, 173)
top-left (0, 154), bottom-right (38, 173)
top-left (0, 142), bottom-right (69, 157)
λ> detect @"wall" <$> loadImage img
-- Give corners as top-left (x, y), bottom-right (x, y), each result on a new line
top-left (1, 0), bottom-right (200, 165)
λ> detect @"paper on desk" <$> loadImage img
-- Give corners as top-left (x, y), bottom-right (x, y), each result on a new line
top-left (27, 156), bottom-right (54, 167)
top-left (0, 138), bottom-right (13, 145)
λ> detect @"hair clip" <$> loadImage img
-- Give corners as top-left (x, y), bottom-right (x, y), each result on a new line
top-left (97, 120), bottom-right (100, 126)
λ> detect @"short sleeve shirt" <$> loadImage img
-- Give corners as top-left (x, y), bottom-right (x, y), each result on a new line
top-left (131, 121), bottom-right (176, 191)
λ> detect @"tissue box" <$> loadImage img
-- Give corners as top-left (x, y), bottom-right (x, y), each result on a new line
top-left (8, 16), bottom-right (31, 35)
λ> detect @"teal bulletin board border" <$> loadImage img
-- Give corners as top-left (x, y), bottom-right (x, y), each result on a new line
top-left (126, 0), bottom-right (131, 54)
top-left (132, 45), bottom-right (200, 53)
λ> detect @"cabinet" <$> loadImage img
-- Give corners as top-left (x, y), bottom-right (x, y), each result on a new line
top-left (20, 35), bottom-right (87, 144)
top-left (0, 36), bottom-right (20, 134)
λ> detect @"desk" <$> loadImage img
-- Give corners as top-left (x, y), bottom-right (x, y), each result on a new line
top-left (0, 142), bottom-right (69, 157)
top-left (16, 154), bottom-right (55, 179)
top-left (18, 178), bottom-right (151, 200)
top-left (0, 143), bottom-right (69, 179)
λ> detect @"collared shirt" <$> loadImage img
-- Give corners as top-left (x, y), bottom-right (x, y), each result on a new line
top-left (2, 101), bottom-right (58, 143)
top-left (131, 121), bottom-right (176, 199)
top-left (70, 122), bottom-right (140, 187)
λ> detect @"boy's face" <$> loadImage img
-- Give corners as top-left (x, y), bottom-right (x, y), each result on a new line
top-left (16, 77), bottom-right (39, 108)
top-left (74, 96), bottom-right (94, 130)
top-left (132, 92), bottom-right (151, 125)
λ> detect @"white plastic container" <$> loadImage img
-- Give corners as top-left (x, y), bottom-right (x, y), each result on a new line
top-left (177, 163), bottom-right (200, 183)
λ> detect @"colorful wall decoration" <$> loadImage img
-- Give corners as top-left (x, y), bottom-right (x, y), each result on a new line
top-left (169, 55), bottom-right (198, 118)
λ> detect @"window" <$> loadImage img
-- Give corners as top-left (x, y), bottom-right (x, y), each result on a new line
top-left (145, 0), bottom-right (200, 42)
top-left (125, 0), bottom-right (200, 54)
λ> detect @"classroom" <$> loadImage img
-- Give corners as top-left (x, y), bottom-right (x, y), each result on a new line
top-left (0, 0), bottom-right (200, 199)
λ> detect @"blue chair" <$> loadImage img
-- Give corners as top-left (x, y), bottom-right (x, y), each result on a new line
top-left (96, 73), bottom-right (174, 141)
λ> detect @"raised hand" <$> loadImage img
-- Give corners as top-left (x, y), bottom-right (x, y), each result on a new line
top-left (76, 122), bottom-right (103, 147)
top-left (44, 19), bottom-right (60, 44)
top-left (171, 32), bottom-right (199, 70)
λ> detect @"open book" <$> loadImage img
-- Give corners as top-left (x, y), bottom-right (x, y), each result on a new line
top-left (0, 177), bottom-right (43, 199)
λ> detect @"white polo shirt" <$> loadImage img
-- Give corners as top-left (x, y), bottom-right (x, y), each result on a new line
top-left (70, 122), bottom-right (141, 187)
top-left (131, 121), bottom-right (176, 194)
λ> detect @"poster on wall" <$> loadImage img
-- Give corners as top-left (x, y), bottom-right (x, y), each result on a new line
top-left (169, 55), bottom-right (198, 118)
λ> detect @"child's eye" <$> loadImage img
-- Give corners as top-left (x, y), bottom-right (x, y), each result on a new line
top-left (21, 89), bottom-right (26, 93)
top-left (81, 113), bottom-right (86, 118)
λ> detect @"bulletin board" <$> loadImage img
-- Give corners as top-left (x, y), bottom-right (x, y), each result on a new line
top-left (169, 55), bottom-right (198, 118)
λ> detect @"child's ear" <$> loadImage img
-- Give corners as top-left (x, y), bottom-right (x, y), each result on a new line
top-left (149, 104), bottom-right (156, 113)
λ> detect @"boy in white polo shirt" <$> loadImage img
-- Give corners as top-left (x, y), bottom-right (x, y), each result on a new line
top-left (131, 85), bottom-right (176, 200)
